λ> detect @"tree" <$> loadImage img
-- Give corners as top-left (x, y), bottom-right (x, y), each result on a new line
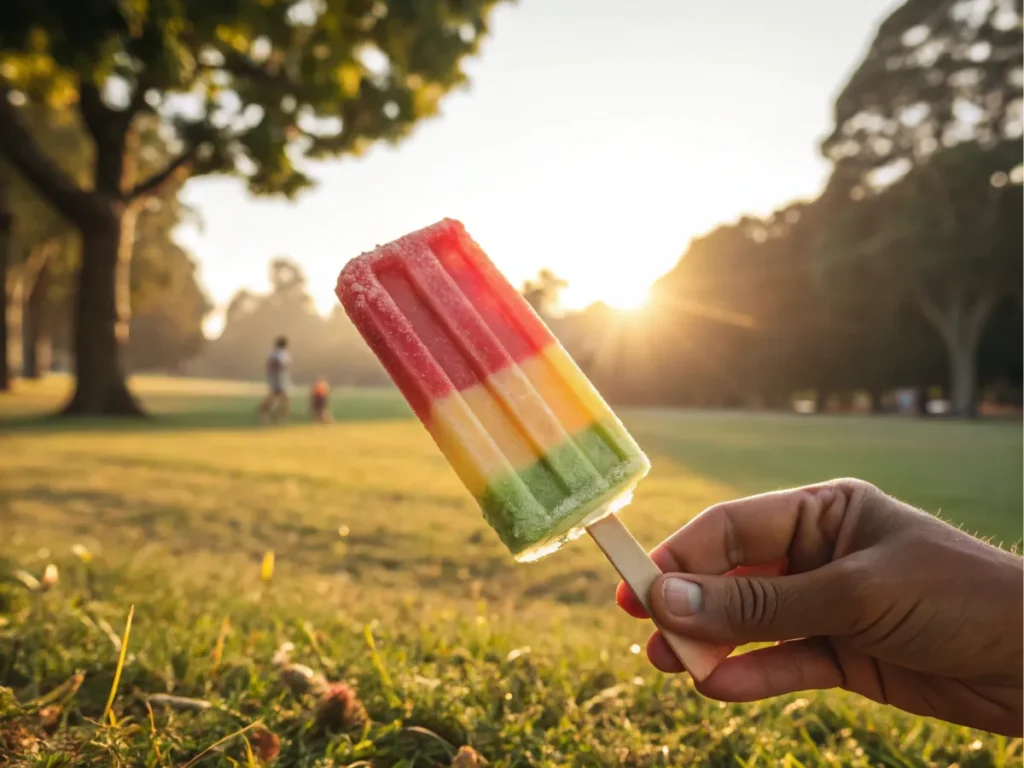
top-left (0, 105), bottom-right (91, 381)
top-left (822, 0), bottom-right (1022, 177)
top-left (0, 0), bottom-right (506, 415)
top-left (643, 207), bottom-right (828, 408)
top-left (201, 257), bottom-right (320, 382)
top-left (192, 257), bottom-right (388, 387)
top-left (819, 0), bottom-right (1023, 417)
top-left (125, 195), bottom-right (210, 372)
top-left (978, 295), bottom-right (1023, 402)
top-left (819, 144), bottom-right (1022, 417)
top-left (2, 105), bottom-right (195, 381)
top-left (522, 269), bottom-right (568, 320)
top-left (0, 171), bottom-right (11, 391)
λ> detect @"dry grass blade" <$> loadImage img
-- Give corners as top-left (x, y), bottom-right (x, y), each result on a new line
top-left (210, 615), bottom-right (231, 679)
top-left (13, 569), bottom-right (41, 590)
top-left (180, 719), bottom-right (264, 768)
top-left (101, 604), bottom-right (134, 722)
top-left (363, 623), bottom-right (396, 706)
top-left (260, 551), bottom-right (275, 585)
top-left (147, 694), bottom-right (213, 711)
top-left (28, 670), bottom-right (85, 709)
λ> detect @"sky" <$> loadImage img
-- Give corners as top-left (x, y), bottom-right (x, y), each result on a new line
top-left (177, 0), bottom-right (902, 337)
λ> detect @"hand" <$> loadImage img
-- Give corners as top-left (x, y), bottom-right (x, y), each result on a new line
top-left (616, 479), bottom-right (1023, 735)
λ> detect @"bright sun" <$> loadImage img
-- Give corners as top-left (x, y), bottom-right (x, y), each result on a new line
top-left (560, 276), bottom-right (652, 313)
top-left (604, 283), bottom-right (651, 311)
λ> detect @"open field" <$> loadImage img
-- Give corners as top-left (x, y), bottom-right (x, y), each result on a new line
top-left (1, 376), bottom-right (1021, 766)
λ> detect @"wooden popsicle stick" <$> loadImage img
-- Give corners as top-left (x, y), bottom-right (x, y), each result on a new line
top-left (586, 513), bottom-right (732, 682)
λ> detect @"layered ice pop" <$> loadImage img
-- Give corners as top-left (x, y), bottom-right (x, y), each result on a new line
top-left (337, 219), bottom-right (730, 679)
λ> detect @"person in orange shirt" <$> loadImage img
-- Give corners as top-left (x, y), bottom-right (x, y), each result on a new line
top-left (310, 378), bottom-right (331, 423)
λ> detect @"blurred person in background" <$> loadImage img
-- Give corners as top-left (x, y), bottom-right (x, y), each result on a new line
top-left (310, 378), bottom-right (331, 423)
top-left (257, 336), bottom-right (291, 423)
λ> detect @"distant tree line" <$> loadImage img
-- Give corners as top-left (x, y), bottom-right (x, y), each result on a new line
top-left (1, 0), bottom-right (1019, 420)
top-left (537, 188), bottom-right (1020, 415)
top-left (186, 257), bottom-right (388, 387)
top-left (540, 0), bottom-right (1024, 418)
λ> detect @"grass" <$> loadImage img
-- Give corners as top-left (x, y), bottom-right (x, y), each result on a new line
top-left (0, 375), bottom-right (1021, 766)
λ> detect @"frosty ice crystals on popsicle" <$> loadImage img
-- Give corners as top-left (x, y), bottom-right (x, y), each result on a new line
top-left (336, 219), bottom-right (650, 561)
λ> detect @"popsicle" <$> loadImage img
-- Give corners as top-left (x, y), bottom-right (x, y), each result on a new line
top-left (336, 219), bottom-right (730, 680)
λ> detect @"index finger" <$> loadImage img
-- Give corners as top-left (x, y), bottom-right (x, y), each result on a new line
top-left (616, 482), bottom-right (848, 617)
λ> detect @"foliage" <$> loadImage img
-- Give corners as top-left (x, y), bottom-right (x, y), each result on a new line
top-left (192, 257), bottom-right (388, 385)
top-left (810, 0), bottom-right (1024, 417)
top-left (0, 104), bottom-right (210, 376)
top-left (0, 0), bottom-right (507, 415)
top-left (818, 142), bottom-right (1022, 305)
top-left (0, 379), bottom-right (1020, 765)
top-left (821, 0), bottom-right (1023, 179)
top-left (126, 200), bottom-right (211, 373)
top-left (817, 127), bottom-right (1022, 415)
top-left (522, 269), bottom-right (568, 320)
top-left (1, 0), bottom-right (506, 198)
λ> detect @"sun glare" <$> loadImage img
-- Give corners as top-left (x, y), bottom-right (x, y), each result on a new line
top-left (604, 283), bottom-right (651, 311)
top-left (559, 272), bottom-right (653, 313)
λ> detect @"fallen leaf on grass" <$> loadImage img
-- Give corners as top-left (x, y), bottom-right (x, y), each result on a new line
top-left (249, 726), bottom-right (281, 762)
top-left (314, 682), bottom-right (368, 733)
top-left (38, 705), bottom-right (61, 729)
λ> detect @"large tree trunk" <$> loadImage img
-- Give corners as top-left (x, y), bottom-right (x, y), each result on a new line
top-left (913, 385), bottom-right (929, 417)
top-left (0, 85), bottom-right (192, 417)
top-left (0, 177), bottom-right (10, 392)
top-left (814, 389), bottom-right (829, 414)
top-left (914, 287), bottom-right (995, 420)
top-left (23, 257), bottom-right (52, 378)
top-left (61, 89), bottom-right (147, 417)
top-left (62, 211), bottom-right (144, 416)
top-left (947, 339), bottom-right (979, 419)
top-left (867, 387), bottom-right (885, 414)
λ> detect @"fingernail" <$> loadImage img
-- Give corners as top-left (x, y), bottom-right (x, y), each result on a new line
top-left (662, 578), bottom-right (703, 617)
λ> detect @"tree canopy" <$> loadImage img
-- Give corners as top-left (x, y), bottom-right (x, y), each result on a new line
top-left (817, 0), bottom-right (1023, 416)
top-left (822, 0), bottom-right (1022, 181)
top-left (0, 0), bottom-right (506, 414)
top-left (1, 0), bottom-right (504, 200)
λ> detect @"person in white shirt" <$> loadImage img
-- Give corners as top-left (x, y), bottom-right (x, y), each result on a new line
top-left (258, 336), bottom-right (291, 423)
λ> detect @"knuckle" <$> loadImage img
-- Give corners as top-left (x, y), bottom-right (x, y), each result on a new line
top-left (724, 577), bottom-right (780, 632)
top-left (829, 478), bottom-right (881, 510)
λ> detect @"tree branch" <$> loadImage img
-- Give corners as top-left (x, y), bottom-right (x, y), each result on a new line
top-left (127, 145), bottom-right (197, 200)
top-left (215, 47), bottom-right (299, 93)
top-left (0, 86), bottom-right (94, 222)
top-left (79, 82), bottom-right (117, 143)
top-left (20, 238), bottom-right (60, 301)
top-left (909, 275), bottom-right (956, 345)
top-left (128, 76), bottom-right (154, 115)
top-left (964, 292), bottom-right (998, 349)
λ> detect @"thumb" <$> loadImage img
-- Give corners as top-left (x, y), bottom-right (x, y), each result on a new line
top-left (650, 562), bottom-right (858, 645)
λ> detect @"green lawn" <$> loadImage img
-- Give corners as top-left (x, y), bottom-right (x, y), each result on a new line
top-left (1, 376), bottom-right (1021, 766)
